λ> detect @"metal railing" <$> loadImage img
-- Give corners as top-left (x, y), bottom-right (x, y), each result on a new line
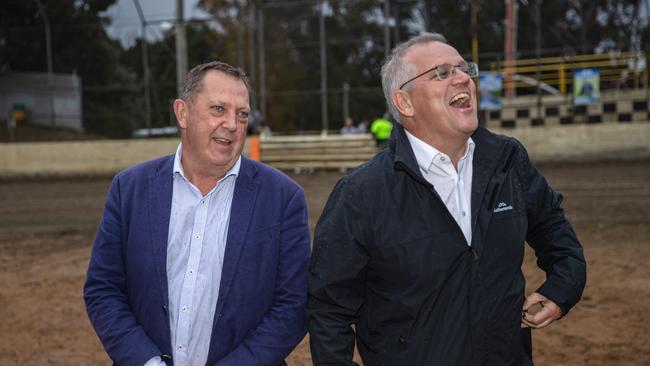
top-left (490, 51), bottom-right (647, 94)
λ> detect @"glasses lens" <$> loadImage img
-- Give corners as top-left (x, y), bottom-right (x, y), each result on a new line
top-left (467, 63), bottom-right (479, 77)
top-left (436, 64), bottom-right (452, 80)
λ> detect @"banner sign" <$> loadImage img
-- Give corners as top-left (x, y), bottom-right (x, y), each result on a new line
top-left (479, 72), bottom-right (503, 110)
top-left (574, 68), bottom-right (600, 105)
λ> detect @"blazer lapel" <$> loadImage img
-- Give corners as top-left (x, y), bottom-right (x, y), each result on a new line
top-left (207, 157), bottom-right (260, 361)
top-left (148, 155), bottom-right (174, 310)
top-left (214, 157), bottom-right (260, 319)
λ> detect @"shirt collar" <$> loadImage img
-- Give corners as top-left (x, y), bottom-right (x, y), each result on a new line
top-left (404, 130), bottom-right (475, 172)
top-left (173, 143), bottom-right (241, 181)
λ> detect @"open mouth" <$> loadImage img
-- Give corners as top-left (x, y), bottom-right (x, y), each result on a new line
top-left (449, 92), bottom-right (471, 109)
top-left (212, 137), bottom-right (232, 146)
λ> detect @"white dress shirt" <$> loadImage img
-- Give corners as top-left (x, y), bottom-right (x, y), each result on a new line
top-left (145, 144), bottom-right (240, 366)
top-left (405, 130), bottom-right (475, 245)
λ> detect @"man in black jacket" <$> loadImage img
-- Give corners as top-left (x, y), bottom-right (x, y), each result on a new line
top-left (308, 33), bottom-right (586, 365)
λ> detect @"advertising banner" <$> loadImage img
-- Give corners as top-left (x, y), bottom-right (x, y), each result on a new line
top-left (574, 68), bottom-right (600, 105)
top-left (479, 72), bottom-right (502, 110)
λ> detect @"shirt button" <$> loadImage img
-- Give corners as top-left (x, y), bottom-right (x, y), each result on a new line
top-left (189, 269), bottom-right (194, 274)
top-left (178, 345), bottom-right (183, 350)
top-left (462, 211), bottom-right (467, 216)
top-left (440, 156), bottom-right (446, 161)
top-left (195, 234), bottom-right (200, 239)
top-left (201, 200), bottom-right (205, 204)
top-left (182, 306), bottom-right (188, 312)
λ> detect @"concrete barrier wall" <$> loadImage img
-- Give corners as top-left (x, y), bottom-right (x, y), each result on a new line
top-left (492, 123), bottom-right (650, 162)
top-left (0, 124), bottom-right (648, 177)
top-left (0, 138), bottom-right (181, 177)
top-left (486, 89), bottom-right (650, 128)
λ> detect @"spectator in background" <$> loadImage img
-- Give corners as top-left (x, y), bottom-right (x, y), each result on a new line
top-left (356, 118), bottom-right (369, 134)
top-left (370, 113), bottom-right (393, 147)
top-left (615, 69), bottom-right (630, 90)
top-left (340, 117), bottom-right (357, 135)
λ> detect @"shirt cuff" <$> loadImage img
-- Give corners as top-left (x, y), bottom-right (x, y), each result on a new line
top-left (143, 356), bottom-right (166, 366)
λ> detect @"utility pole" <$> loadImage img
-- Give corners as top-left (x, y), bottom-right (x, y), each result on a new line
top-left (535, 0), bottom-right (542, 124)
top-left (471, 0), bottom-right (478, 65)
top-left (35, 0), bottom-right (55, 127)
top-left (248, 2), bottom-right (257, 113)
top-left (423, 0), bottom-right (432, 31)
top-left (175, 0), bottom-right (188, 97)
top-left (258, 6), bottom-right (266, 121)
top-left (134, 0), bottom-right (152, 134)
top-left (504, 0), bottom-right (518, 99)
top-left (342, 82), bottom-right (350, 123)
top-left (319, 0), bottom-right (329, 135)
top-left (236, 22), bottom-right (244, 69)
top-left (383, 0), bottom-right (391, 61)
top-left (393, 4), bottom-right (400, 45)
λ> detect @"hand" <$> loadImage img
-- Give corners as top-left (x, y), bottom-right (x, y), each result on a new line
top-left (521, 292), bottom-right (562, 329)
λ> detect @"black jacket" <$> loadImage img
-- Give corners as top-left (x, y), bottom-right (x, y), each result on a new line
top-left (308, 124), bottom-right (586, 365)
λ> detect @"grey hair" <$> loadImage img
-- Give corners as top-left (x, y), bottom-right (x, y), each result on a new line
top-left (180, 61), bottom-right (251, 103)
top-left (380, 32), bottom-right (448, 122)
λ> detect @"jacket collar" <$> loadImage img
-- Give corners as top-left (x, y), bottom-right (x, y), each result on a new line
top-left (390, 122), bottom-right (502, 174)
top-left (389, 123), bottom-right (511, 248)
top-left (389, 123), bottom-right (431, 187)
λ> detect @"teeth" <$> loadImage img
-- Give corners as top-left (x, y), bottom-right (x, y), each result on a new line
top-left (450, 92), bottom-right (469, 104)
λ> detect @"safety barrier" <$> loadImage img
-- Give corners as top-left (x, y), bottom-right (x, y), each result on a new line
top-left (484, 89), bottom-right (650, 128)
top-left (258, 133), bottom-right (377, 171)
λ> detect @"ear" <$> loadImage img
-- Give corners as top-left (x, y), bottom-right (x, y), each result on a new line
top-left (392, 90), bottom-right (414, 118)
top-left (173, 99), bottom-right (188, 129)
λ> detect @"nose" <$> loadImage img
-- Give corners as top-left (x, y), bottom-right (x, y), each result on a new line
top-left (221, 111), bottom-right (238, 131)
top-left (451, 67), bottom-right (471, 85)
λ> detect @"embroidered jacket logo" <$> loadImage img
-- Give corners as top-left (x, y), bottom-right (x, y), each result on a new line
top-left (494, 202), bottom-right (513, 213)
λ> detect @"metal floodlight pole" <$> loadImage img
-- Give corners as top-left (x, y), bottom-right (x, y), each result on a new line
top-left (319, 0), bottom-right (329, 135)
top-left (424, 0), bottom-right (432, 31)
top-left (35, 0), bottom-right (55, 127)
top-left (471, 0), bottom-right (478, 65)
top-left (237, 22), bottom-right (244, 69)
top-left (535, 0), bottom-right (542, 123)
top-left (504, 0), bottom-right (518, 99)
top-left (384, 0), bottom-right (391, 115)
top-left (176, 0), bottom-right (188, 97)
top-left (393, 4), bottom-right (400, 44)
top-left (383, 0), bottom-right (390, 60)
top-left (248, 2), bottom-right (257, 113)
top-left (133, 0), bottom-right (152, 134)
top-left (258, 7), bottom-right (266, 122)
top-left (342, 82), bottom-right (350, 122)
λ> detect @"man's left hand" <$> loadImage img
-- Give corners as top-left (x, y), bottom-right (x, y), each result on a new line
top-left (521, 292), bottom-right (562, 329)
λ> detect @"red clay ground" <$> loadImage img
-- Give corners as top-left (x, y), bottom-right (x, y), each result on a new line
top-left (1, 160), bottom-right (649, 365)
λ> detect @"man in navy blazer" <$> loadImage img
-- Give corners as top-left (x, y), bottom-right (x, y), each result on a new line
top-left (84, 61), bottom-right (311, 366)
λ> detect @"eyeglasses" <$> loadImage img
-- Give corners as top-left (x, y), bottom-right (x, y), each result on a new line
top-left (399, 62), bottom-right (479, 89)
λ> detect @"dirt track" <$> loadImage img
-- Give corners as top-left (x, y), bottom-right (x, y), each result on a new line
top-left (1, 160), bottom-right (649, 365)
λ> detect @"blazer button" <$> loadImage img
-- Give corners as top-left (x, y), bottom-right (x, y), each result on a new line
top-left (399, 337), bottom-right (406, 343)
top-left (162, 305), bottom-right (168, 314)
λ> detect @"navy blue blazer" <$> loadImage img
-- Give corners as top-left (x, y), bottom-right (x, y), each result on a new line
top-left (84, 155), bottom-right (311, 366)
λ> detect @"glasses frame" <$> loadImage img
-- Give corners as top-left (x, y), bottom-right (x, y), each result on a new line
top-left (399, 62), bottom-right (479, 90)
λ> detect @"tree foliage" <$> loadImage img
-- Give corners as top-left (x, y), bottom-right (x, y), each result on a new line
top-left (2, 0), bottom-right (648, 137)
top-left (0, 0), bottom-right (140, 138)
